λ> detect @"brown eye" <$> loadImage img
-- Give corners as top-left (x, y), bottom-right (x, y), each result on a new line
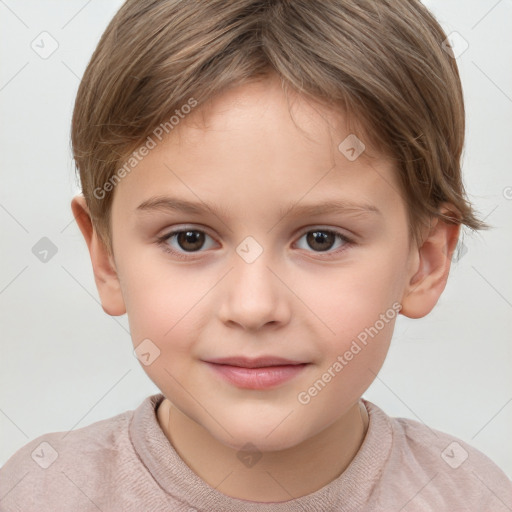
top-left (295, 228), bottom-right (352, 257)
top-left (158, 228), bottom-right (217, 258)
top-left (306, 231), bottom-right (336, 252)
top-left (175, 230), bottom-right (206, 252)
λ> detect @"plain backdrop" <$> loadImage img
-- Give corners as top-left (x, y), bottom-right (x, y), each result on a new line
top-left (1, 0), bottom-right (511, 480)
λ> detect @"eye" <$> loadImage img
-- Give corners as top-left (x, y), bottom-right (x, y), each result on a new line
top-left (294, 228), bottom-right (352, 256)
top-left (157, 226), bottom-right (353, 260)
top-left (157, 228), bottom-right (216, 259)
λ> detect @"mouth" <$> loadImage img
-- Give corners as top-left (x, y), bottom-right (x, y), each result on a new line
top-left (203, 356), bottom-right (309, 390)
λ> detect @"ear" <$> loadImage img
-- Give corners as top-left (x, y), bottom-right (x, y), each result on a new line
top-left (71, 195), bottom-right (126, 316)
top-left (400, 206), bottom-right (461, 319)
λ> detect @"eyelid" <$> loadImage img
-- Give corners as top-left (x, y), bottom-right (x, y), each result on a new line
top-left (292, 226), bottom-right (354, 257)
top-left (157, 224), bottom-right (217, 240)
top-left (295, 224), bottom-right (353, 239)
top-left (158, 224), bottom-right (354, 243)
top-left (157, 224), bottom-right (355, 260)
top-left (156, 227), bottom-right (218, 261)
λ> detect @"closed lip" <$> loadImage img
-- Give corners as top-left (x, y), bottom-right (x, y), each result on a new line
top-left (203, 356), bottom-right (307, 368)
top-left (203, 356), bottom-right (310, 390)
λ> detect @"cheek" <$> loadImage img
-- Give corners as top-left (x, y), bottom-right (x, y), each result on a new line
top-left (316, 256), bottom-right (405, 343)
top-left (296, 296), bottom-right (398, 424)
top-left (300, 247), bottom-right (405, 391)
top-left (119, 255), bottom-right (210, 354)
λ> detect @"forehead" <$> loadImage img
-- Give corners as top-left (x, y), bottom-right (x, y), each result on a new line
top-left (170, 75), bottom-right (378, 160)
top-left (111, 76), bottom-right (404, 224)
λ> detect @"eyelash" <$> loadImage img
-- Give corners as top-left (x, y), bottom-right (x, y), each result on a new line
top-left (156, 226), bottom-right (355, 261)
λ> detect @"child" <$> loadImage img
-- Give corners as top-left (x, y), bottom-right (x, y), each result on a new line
top-left (1, 0), bottom-right (511, 510)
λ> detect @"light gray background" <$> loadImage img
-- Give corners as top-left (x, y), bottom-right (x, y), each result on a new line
top-left (1, 0), bottom-right (511, 479)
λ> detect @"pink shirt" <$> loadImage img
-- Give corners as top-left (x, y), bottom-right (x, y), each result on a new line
top-left (1, 393), bottom-right (511, 511)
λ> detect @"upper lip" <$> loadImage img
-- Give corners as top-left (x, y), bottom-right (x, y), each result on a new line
top-left (204, 356), bottom-right (307, 368)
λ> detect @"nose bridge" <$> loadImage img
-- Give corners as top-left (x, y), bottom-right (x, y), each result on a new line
top-left (218, 235), bottom-right (289, 329)
top-left (233, 235), bottom-right (278, 303)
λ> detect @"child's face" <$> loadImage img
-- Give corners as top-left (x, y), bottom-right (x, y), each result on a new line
top-left (102, 75), bottom-right (422, 451)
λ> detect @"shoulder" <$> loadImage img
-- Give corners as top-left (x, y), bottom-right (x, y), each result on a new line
top-left (0, 403), bottom-right (138, 512)
top-left (364, 400), bottom-right (512, 511)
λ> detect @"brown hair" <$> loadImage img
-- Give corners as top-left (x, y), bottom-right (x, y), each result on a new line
top-left (72, 0), bottom-right (486, 255)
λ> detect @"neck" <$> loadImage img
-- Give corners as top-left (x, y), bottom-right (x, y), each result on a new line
top-left (157, 398), bottom-right (369, 502)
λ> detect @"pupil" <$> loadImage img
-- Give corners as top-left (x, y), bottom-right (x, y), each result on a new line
top-left (307, 231), bottom-right (334, 252)
top-left (175, 230), bottom-right (335, 253)
top-left (178, 231), bottom-right (204, 251)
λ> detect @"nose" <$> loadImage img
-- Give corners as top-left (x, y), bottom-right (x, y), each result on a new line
top-left (217, 247), bottom-right (291, 331)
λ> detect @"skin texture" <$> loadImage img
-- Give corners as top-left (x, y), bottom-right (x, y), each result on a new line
top-left (72, 73), bottom-right (459, 502)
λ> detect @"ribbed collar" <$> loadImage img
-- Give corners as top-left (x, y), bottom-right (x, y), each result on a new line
top-left (129, 393), bottom-right (393, 511)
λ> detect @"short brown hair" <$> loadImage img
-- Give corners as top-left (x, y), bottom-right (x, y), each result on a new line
top-left (72, 0), bottom-right (486, 255)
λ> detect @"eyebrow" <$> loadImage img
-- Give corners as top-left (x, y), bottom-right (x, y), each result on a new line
top-left (136, 196), bottom-right (381, 219)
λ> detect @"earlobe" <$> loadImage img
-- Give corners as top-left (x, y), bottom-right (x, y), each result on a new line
top-left (71, 195), bottom-right (126, 316)
top-left (400, 208), bottom-right (461, 319)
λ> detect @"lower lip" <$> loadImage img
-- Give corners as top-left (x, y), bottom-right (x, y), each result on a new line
top-left (205, 362), bottom-right (308, 390)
